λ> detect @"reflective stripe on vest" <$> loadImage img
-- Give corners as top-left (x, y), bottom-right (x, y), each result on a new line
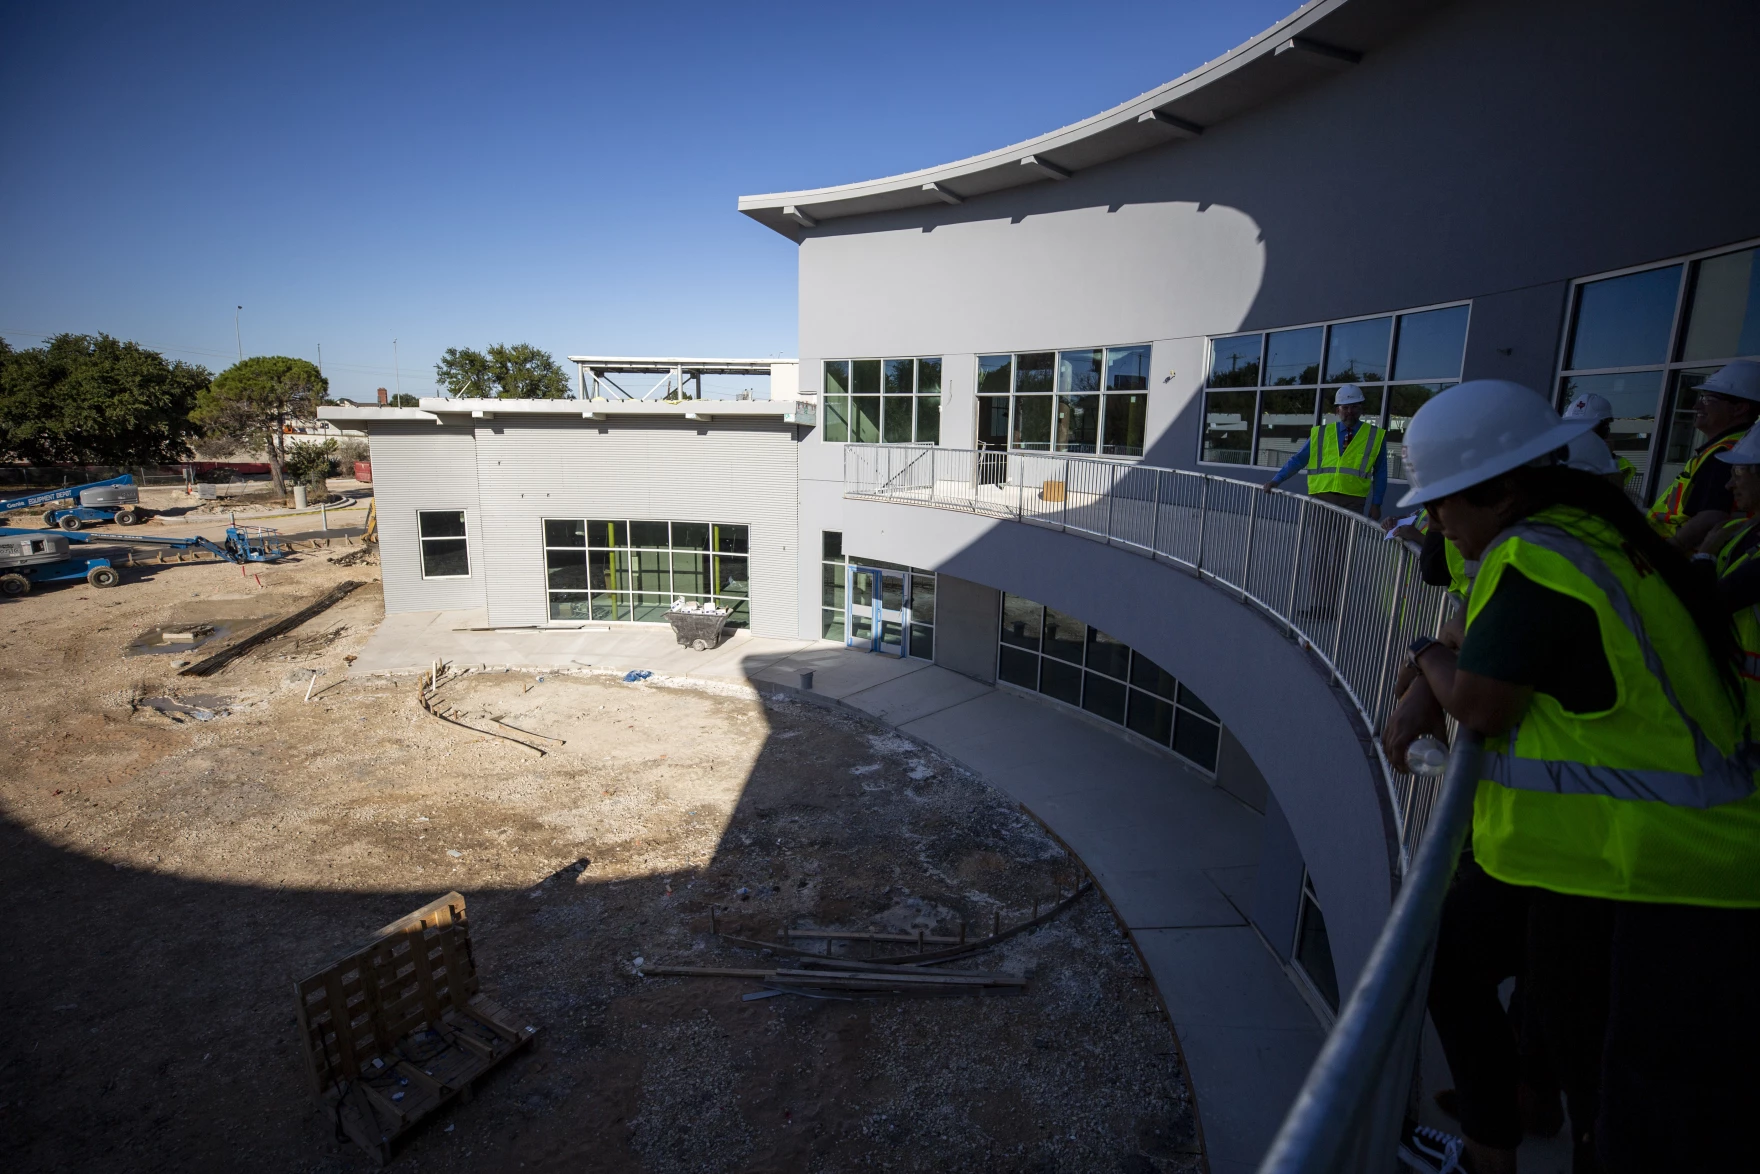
top-left (1714, 518), bottom-right (1760, 691)
top-left (1305, 422), bottom-right (1385, 497)
top-left (1477, 520), bottom-right (1755, 809)
top-left (1648, 430), bottom-right (1745, 533)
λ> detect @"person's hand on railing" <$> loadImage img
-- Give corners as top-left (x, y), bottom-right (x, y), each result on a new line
top-left (1382, 676), bottom-right (1448, 774)
top-left (1260, 478), bottom-right (1279, 494)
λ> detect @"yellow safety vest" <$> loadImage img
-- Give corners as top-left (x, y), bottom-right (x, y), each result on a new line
top-left (1305, 422), bottom-right (1386, 498)
top-left (1616, 454), bottom-right (1637, 488)
top-left (1468, 506), bottom-right (1760, 906)
top-left (1649, 430), bottom-right (1745, 535)
top-left (1714, 516), bottom-right (1760, 723)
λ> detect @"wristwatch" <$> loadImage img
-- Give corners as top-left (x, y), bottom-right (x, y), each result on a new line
top-left (1408, 636), bottom-right (1438, 662)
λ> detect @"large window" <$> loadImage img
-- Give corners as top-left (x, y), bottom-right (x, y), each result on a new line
top-left (975, 345), bottom-right (1150, 458)
top-left (1201, 303), bottom-right (1469, 480)
top-left (997, 593), bottom-right (1221, 772)
top-left (822, 358), bottom-right (942, 445)
top-left (1294, 870), bottom-right (1339, 1012)
top-left (418, 510), bottom-right (469, 579)
top-left (819, 530), bottom-right (935, 658)
top-left (544, 519), bottom-right (749, 627)
top-left (1556, 239), bottom-right (1760, 501)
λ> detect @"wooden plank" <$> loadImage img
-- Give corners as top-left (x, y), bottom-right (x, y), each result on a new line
top-left (786, 929), bottom-right (963, 944)
top-left (179, 580), bottom-right (363, 676)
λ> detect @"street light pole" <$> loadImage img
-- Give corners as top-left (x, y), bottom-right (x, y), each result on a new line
top-left (393, 339), bottom-right (401, 396)
top-left (234, 306), bottom-right (243, 361)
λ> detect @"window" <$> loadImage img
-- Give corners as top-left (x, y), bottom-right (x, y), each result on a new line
top-left (975, 344), bottom-right (1151, 459)
top-left (1556, 240), bottom-right (1760, 502)
top-left (996, 593), bottom-right (1222, 772)
top-left (418, 510), bottom-right (469, 578)
top-left (1294, 870), bottom-right (1340, 1012)
top-left (820, 530), bottom-right (935, 658)
top-left (544, 519), bottom-right (749, 627)
top-left (1200, 303), bottom-right (1470, 480)
top-left (821, 357), bottom-right (941, 445)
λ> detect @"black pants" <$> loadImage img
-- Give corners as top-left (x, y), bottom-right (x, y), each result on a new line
top-left (1523, 889), bottom-right (1614, 1147)
top-left (1598, 903), bottom-right (1760, 1173)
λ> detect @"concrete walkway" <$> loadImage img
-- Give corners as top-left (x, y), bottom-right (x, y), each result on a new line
top-left (353, 611), bottom-right (1323, 1173)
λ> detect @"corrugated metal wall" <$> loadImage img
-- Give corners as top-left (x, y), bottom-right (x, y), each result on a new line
top-left (469, 418), bottom-right (801, 636)
top-left (368, 423), bottom-right (488, 614)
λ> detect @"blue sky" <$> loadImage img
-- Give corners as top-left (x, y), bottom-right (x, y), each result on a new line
top-left (1, 0), bottom-right (1295, 401)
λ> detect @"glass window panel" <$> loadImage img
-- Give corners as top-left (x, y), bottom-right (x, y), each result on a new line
top-left (918, 357), bottom-right (942, 395)
top-left (1055, 394), bottom-right (1099, 453)
top-left (1178, 684), bottom-right (1218, 721)
top-left (1392, 305), bottom-right (1469, 380)
top-left (1106, 344), bottom-right (1151, 391)
top-left (883, 396), bottom-right (913, 443)
top-left (880, 571), bottom-right (904, 612)
top-left (909, 623), bottom-right (934, 659)
top-left (1655, 367), bottom-right (1725, 495)
top-left (545, 547), bottom-right (588, 590)
top-left (1000, 594), bottom-right (1042, 651)
top-left (1324, 317), bottom-right (1392, 383)
top-left (544, 518), bottom-right (585, 547)
top-left (998, 645), bottom-right (1039, 689)
top-left (1057, 350), bottom-right (1102, 393)
top-left (587, 520), bottom-right (620, 548)
top-left (418, 510), bottom-right (466, 539)
top-left (1385, 383), bottom-right (1451, 481)
top-left (1102, 393), bottom-right (1147, 458)
top-left (1566, 265), bottom-right (1683, 370)
top-left (1039, 657), bottom-right (1082, 706)
top-left (851, 359), bottom-right (881, 396)
top-left (916, 396), bottom-right (941, 445)
top-left (630, 593), bottom-right (670, 623)
top-left (1682, 248), bottom-right (1760, 363)
top-left (821, 561), bottom-right (845, 609)
top-left (851, 568), bottom-right (874, 610)
top-left (421, 538), bottom-right (468, 577)
top-left (1559, 371), bottom-right (1663, 488)
top-left (1043, 607), bottom-right (1084, 664)
top-left (714, 555), bottom-right (749, 597)
top-left (1174, 711), bottom-right (1220, 771)
top-left (1323, 384), bottom-right (1383, 427)
top-left (1126, 690), bottom-right (1175, 746)
top-left (1264, 326), bottom-right (1322, 386)
top-left (588, 548), bottom-right (617, 590)
top-left (977, 354), bottom-right (1012, 396)
top-left (1202, 390), bottom-right (1255, 465)
top-left (824, 360), bottom-right (850, 398)
top-left (627, 548), bottom-right (669, 593)
top-left (672, 551), bottom-right (709, 596)
top-left (910, 573), bottom-right (935, 624)
top-left (590, 593), bottom-right (625, 622)
top-left (1130, 651), bottom-right (1178, 700)
top-left (1015, 352), bottom-right (1055, 394)
top-left (822, 530), bottom-right (843, 559)
top-left (850, 605), bottom-right (872, 642)
top-left (1208, 335), bottom-right (1263, 388)
top-left (853, 396), bottom-right (881, 443)
top-left (1295, 886), bottom-right (1340, 1011)
top-left (714, 524), bottom-right (749, 554)
top-left (1013, 395), bottom-right (1052, 450)
top-left (1085, 628), bottom-right (1130, 680)
top-left (720, 599), bottom-right (750, 630)
top-left (1083, 672), bottom-right (1127, 724)
top-left (1257, 388), bottom-right (1318, 470)
top-left (824, 395), bottom-right (850, 442)
top-left (672, 521), bottom-right (709, 550)
top-left (549, 591), bottom-right (592, 620)
top-left (883, 358), bottom-right (915, 396)
top-left (977, 396), bottom-right (1010, 448)
top-left (822, 609), bottom-right (845, 642)
top-left (629, 520), bottom-right (669, 549)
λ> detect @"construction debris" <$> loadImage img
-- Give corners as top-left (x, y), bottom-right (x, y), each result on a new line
top-left (178, 580), bottom-right (363, 676)
top-left (642, 962), bottom-right (1027, 999)
top-left (417, 664), bottom-right (546, 755)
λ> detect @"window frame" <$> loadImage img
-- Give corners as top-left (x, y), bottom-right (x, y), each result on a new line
top-left (972, 343), bottom-right (1154, 461)
top-left (819, 356), bottom-right (944, 446)
top-left (416, 509), bottom-right (471, 580)
top-left (540, 518), bottom-right (750, 627)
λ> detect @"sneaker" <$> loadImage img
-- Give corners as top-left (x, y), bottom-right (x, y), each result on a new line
top-left (1400, 1123), bottom-right (1466, 1173)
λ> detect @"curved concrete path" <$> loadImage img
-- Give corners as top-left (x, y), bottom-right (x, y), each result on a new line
top-left (352, 610), bottom-right (1324, 1173)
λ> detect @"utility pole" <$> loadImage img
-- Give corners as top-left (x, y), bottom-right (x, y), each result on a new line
top-left (393, 339), bottom-right (401, 396)
top-left (317, 342), bottom-right (323, 376)
top-left (234, 306), bottom-right (243, 361)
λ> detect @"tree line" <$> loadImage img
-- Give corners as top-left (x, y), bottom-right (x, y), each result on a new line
top-left (0, 334), bottom-right (570, 494)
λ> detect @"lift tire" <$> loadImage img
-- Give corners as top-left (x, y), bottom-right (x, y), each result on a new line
top-left (0, 573), bottom-right (28, 597)
top-left (115, 509), bottom-right (138, 525)
top-left (59, 514), bottom-right (82, 531)
top-left (87, 566), bottom-right (121, 589)
top-left (41, 511), bottom-right (58, 527)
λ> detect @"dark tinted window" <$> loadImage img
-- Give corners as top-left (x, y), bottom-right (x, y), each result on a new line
top-left (1566, 265), bottom-right (1683, 370)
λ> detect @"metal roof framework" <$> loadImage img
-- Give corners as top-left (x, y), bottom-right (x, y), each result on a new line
top-left (564, 356), bottom-right (794, 402)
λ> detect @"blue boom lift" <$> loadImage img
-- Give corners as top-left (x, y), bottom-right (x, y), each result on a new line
top-left (0, 474), bottom-right (148, 530)
top-left (0, 524), bottom-right (289, 597)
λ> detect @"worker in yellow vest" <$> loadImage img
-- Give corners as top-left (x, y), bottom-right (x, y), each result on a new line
top-left (1389, 379), bottom-right (1758, 1174)
top-left (1647, 359), bottom-right (1760, 549)
top-left (1561, 391), bottom-right (1637, 488)
top-left (1692, 427), bottom-right (1760, 724)
top-left (1261, 383), bottom-right (1388, 519)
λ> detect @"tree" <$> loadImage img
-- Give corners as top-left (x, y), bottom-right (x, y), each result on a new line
top-left (435, 343), bottom-right (569, 399)
top-left (0, 333), bottom-right (209, 465)
top-left (192, 356), bottom-right (326, 496)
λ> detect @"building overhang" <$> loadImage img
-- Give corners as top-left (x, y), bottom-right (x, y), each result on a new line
top-left (736, 0), bottom-right (1444, 239)
top-left (318, 399), bottom-right (815, 427)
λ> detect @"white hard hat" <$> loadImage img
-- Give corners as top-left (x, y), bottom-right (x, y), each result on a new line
top-left (1698, 360), bottom-right (1760, 404)
top-left (1333, 384), bottom-right (1365, 406)
top-left (1564, 432), bottom-right (1618, 476)
top-left (1397, 380), bottom-right (1596, 508)
top-left (1563, 392), bottom-right (1614, 422)
top-left (1715, 427), bottom-right (1760, 466)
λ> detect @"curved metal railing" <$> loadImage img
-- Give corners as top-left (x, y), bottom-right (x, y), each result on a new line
top-left (843, 443), bottom-right (1453, 858)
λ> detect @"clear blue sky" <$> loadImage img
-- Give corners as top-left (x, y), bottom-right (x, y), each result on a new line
top-left (1, 0), bottom-right (1295, 401)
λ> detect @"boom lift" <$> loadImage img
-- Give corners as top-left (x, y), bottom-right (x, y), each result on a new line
top-left (0, 475), bottom-right (148, 530)
top-left (0, 524), bottom-right (289, 596)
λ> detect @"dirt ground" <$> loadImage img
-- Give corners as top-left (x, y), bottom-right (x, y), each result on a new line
top-left (0, 523), bottom-right (1200, 1173)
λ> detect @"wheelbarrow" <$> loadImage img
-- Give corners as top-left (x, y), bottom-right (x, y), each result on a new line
top-left (665, 610), bottom-right (729, 651)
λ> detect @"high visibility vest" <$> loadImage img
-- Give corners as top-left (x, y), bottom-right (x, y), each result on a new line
top-left (1467, 506), bottom-right (1760, 906)
top-left (1616, 454), bottom-right (1637, 488)
top-left (1649, 430), bottom-right (1745, 535)
top-left (1714, 516), bottom-right (1760, 721)
top-left (1305, 421), bottom-right (1385, 498)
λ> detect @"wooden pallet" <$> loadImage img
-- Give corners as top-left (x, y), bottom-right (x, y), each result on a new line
top-left (293, 892), bottom-right (539, 1165)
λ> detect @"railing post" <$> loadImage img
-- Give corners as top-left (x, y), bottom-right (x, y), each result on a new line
top-left (1195, 477), bottom-right (1210, 574)
top-left (1285, 495), bottom-right (1308, 630)
top-left (1106, 462), bottom-right (1118, 544)
top-left (1062, 457), bottom-right (1071, 530)
top-left (1331, 511), bottom-right (1359, 661)
top-left (1016, 454), bottom-right (1025, 520)
top-left (1372, 544), bottom-right (1410, 729)
top-left (1240, 487), bottom-right (1259, 601)
top-left (1149, 469), bottom-right (1162, 558)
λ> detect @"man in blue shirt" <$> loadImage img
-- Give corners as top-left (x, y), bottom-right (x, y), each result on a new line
top-left (1261, 384), bottom-right (1389, 520)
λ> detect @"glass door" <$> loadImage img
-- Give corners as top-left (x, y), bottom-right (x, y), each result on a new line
top-left (878, 568), bottom-right (906, 656)
top-left (845, 565), bottom-right (907, 657)
top-left (847, 567), bottom-right (875, 651)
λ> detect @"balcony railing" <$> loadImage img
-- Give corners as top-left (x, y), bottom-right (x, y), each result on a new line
top-left (843, 443), bottom-right (1453, 857)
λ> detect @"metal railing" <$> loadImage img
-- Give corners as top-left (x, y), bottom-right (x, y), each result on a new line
top-left (844, 443), bottom-right (1454, 857)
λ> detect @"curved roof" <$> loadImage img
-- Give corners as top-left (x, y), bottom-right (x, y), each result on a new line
top-left (738, 0), bottom-right (1445, 238)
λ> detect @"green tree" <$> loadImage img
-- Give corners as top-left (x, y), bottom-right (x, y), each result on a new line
top-left (436, 343), bottom-right (569, 399)
top-left (0, 333), bottom-right (209, 465)
top-left (193, 356), bottom-right (327, 496)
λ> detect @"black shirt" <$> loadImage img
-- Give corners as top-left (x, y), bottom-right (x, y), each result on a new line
top-left (1457, 567), bottom-right (1617, 714)
top-left (1680, 427), bottom-right (1744, 516)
